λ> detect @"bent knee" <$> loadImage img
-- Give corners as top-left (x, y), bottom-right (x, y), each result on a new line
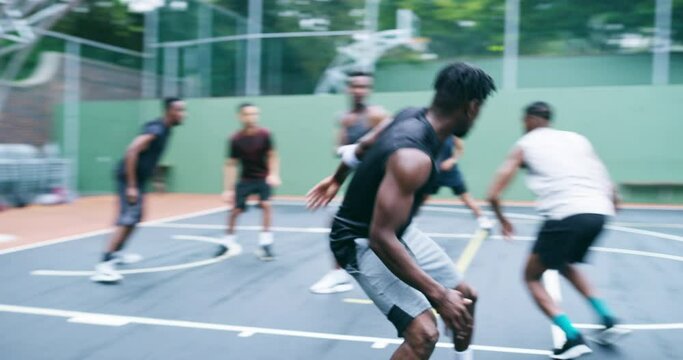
top-left (405, 314), bottom-right (440, 349)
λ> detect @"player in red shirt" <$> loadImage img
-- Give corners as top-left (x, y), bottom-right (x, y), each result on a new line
top-left (220, 103), bottom-right (281, 260)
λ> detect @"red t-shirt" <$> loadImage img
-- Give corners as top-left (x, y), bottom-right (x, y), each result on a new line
top-left (228, 128), bottom-right (273, 180)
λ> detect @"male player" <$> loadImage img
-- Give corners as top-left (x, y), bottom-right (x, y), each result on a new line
top-left (91, 97), bottom-right (186, 283)
top-left (310, 70), bottom-right (389, 294)
top-left (428, 135), bottom-right (492, 230)
top-left (308, 63), bottom-right (496, 359)
top-left (220, 103), bottom-right (281, 261)
top-left (487, 101), bottom-right (630, 359)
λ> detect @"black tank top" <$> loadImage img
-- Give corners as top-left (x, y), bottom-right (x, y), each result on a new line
top-left (331, 107), bottom-right (441, 242)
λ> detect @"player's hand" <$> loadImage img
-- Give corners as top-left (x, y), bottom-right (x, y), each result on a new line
top-left (266, 175), bottom-right (282, 187)
top-left (126, 187), bottom-right (139, 204)
top-left (306, 176), bottom-right (340, 210)
top-left (222, 190), bottom-right (235, 205)
top-left (500, 217), bottom-right (514, 241)
top-left (432, 288), bottom-right (473, 337)
top-left (439, 159), bottom-right (456, 172)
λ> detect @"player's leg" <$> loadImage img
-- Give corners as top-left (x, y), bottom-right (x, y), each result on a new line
top-left (528, 219), bottom-right (592, 358)
top-left (310, 215), bottom-right (354, 294)
top-left (401, 226), bottom-right (475, 353)
top-left (256, 180), bottom-right (275, 261)
top-left (92, 180), bottom-right (143, 283)
top-left (560, 214), bottom-right (630, 345)
top-left (451, 169), bottom-right (492, 230)
top-left (348, 236), bottom-right (439, 360)
top-left (392, 310), bottom-right (440, 360)
top-left (218, 182), bottom-right (247, 256)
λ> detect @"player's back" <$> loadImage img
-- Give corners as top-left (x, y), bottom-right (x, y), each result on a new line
top-left (516, 127), bottom-right (614, 219)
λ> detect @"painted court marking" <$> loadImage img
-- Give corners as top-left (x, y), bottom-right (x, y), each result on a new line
top-left (31, 235), bottom-right (237, 277)
top-left (0, 303), bottom-right (552, 356)
top-left (0, 206), bottom-right (229, 256)
top-left (455, 228), bottom-right (489, 274)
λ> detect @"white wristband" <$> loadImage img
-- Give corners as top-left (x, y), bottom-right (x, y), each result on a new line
top-left (337, 144), bottom-right (361, 169)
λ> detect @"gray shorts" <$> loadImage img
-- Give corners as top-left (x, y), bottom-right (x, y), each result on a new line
top-left (342, 226), bottom-right (462, 336)
top-left (115, 176), bottom-right (144, 227)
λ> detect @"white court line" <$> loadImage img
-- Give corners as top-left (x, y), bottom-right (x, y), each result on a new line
top-left (0, 206), bottom-right (229, 256)
top-left (67, 315), bottom-right (130, 327)
top-left (273, 199), bottom-right (683, 212)
top-left (144, 222), bottom-right (538, 241)
top-left (31, 235), bottom-right (237, 277)
top-left (0, 303), bottom-right (551, 356)
top-left (423, 206), bottom-right (683, 245)
top-left (542, 270), bottom-right (566, 349)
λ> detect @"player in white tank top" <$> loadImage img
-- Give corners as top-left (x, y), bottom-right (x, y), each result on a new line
top-left (487, 102), bottom-right (628, 359)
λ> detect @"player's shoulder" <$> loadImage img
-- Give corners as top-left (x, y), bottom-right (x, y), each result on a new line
top-left (392, 106), bottom-right (424, 122)
top-left (387, 148), bottom-right (432, 187)
top-left (229, 130), bottom-right (243, 141)
top-left (257, 127), bottom-right (272, 136)
top-left (142, 119), bottom-right (165, 135)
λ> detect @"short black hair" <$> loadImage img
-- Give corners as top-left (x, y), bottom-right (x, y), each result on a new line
top-left (525, 101), bottom-right (553, 121)
top-left (347, 70), bottom-right (373, 79)
top-left (431, 62), bottom-right (496, 113)
top-left (164, 97), bottom-right (182, 110)
top-left (236, 102), bottom-right (255, 113)
top-left (346, 70), bottom-right (374, 84)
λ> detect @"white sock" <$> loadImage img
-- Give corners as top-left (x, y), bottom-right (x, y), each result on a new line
top-left (223, 234), bottom-right (237, 245)
top-left (259, 232), bottom-right (274, 246)
top-left (455, 348), bottom-right (473, 360)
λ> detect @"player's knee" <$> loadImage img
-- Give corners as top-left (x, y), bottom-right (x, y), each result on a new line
top-left (405, 315), bottom-right (439, 355)
top-left (230, 208), bottom-right (243, 217)
top-left (259, 201), bottom-right (272, 210)
top-left (524, 255), bottom-right (546, 282)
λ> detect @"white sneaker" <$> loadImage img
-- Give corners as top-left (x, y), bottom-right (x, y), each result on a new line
top-left (113, 252), bottom-right (143, 265)
top-left (309, 269), bottom-right (354, 294)
top-left (216, 235), bottom-right (243, 257)
top-left (589, 326), bottom-right (631, 346)
top-left (90, 261), bottom-right (123, 283)
top-left (477, 216), bottom-right (493, 231)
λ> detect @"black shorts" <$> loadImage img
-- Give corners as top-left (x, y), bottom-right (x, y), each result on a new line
top-left (429, 166), bottom-right (467, 196)
top-left (115, 176), bottom-right (145, 227)
top-left (533, 214), bottom-right (606, 270)
top-left (235, 179), bottom-right (271, 210)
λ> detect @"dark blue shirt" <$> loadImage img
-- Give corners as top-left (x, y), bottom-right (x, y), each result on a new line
top-left (117, 119), bottom-right (172, 182)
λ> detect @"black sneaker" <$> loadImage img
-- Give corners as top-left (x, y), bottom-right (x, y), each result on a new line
top-left (551, 335), bottom-right (592, 359)
top-left (588, 318), bottom-right (631, 346)
top-left (255, 244), bottom-right (275, 261)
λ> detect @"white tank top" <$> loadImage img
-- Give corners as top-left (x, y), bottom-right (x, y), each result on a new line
top-left (515, 127), bottom-right (615, 220)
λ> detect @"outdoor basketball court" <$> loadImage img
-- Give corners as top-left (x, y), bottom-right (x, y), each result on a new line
top-left (1, 201), bottom-right (681, 359)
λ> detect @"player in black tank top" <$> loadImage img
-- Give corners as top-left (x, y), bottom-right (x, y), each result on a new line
top-left (307, 63), bottom-right (496, 358)
top-left (333, 107), bottom-right (439, 241)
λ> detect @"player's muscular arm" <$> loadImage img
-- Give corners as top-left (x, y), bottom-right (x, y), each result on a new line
top-left (370, 149), bottom-right (472, 332)
top-left (223, 158), bottom-right (238, 204)
top-left (369, 149), bottom-right (439, 296)
top-left (487, 147), bottom-right (524, 239)
top-left (124, 134), bottom-right (155, 189)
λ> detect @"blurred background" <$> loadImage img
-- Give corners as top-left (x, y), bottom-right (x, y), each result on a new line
top-left (1, 0), bottom-right (682, 209)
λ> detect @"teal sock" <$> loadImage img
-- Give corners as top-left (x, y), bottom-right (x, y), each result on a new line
top-left (552, 314), bottom-right (580, 340)
top-left (588, 297), bottom-right (613, 323)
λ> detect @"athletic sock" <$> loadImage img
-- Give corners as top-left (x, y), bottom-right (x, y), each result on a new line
top-left (552, 314), bottom-right (581, 340)
top-left (102, 252), bottom-right (114, 262)
top-left (588, 297), bottom-right (614, 326)
top-left (259, 232), bottom-right (274, 246)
